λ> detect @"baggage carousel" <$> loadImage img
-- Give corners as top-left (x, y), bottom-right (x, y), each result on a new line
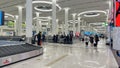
top-left (0, 41), bottom-right (43, 67)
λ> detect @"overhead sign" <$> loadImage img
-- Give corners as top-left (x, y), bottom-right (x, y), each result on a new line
top-left (115, 0), bottom-right (120, 27)
top-left (0, 11), bottom-right (4, 26)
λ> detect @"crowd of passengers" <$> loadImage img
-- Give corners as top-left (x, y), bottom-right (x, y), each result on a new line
top-left (52, 34), bottom-right (73, 44)
top-left (32, 31), bottom-right (102, 48)
top-left (31, 32), bottom-right (74, 45)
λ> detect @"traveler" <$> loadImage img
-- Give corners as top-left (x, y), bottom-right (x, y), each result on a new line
top-left (53, 35), bottom-right (56, 43)
top-left (85, 36), bottom-right (89, 47)
top-left (94, 34), bottom-right (99, 47)
top-left (66, 34), bottom-right (70, 44)
top-left (55, 34), bottom-right (59, 43)
top-left (89, 35), bottom-right (94, 47)
top-left (37, 32), bottom-right (42, 45)
top-left (69, 34), bottom-right (73, 44)
top-left (42, 34), bottom-right (45, 42)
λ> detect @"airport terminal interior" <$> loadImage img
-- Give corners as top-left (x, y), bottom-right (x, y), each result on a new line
top-left (0, 0), bottom-right (120, 68)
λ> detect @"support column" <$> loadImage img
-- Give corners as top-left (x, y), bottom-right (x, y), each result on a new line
top-left (26, 0), bottom-right (33, 43)
top-left (84, 21), bottom-right (87, 31)
top-left (36, 12), bottom-right (40, 33)
top-left (14, 15), bottom-right (19, 36)
top-left (0, 28), bottom-right (3, 36)
top-left (77, 17), bottom-right (81, 32)
top-left (38, 20), bottom-right (42, 32)
top-left (113, 27), bottom-right (120, 50)
top-left (62, 22), bottom-right (65, 34)
top-left (47, 17), bottom-right (51, 35)
top-left (64, 8), bottom-right (70, 35)
top-left (72, 13), bottom-right (76, 36)
top-left (52, 0), bottom-right (57, 35)
top-left (56, 19), bottom-right (59, 34)
top-left (18, 6), bottom-right (23, 36)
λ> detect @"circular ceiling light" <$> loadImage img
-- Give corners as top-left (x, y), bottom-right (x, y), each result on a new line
top-left (33, 1), bottom-right (62, 12)
top-left (33, 16), bottom-right (51, 20)
top-left (84, 13), bottom-right (100, 17)
top-left (78, 10), bottom-right (107, 17)
top-left (5, 13), bottom-right (14, 18)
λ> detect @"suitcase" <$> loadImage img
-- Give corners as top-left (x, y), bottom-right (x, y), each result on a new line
top-left (94, 43), bottom-right (97, 47)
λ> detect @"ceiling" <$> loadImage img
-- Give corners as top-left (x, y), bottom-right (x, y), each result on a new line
top-left (0, 0), bottom-right (110, 32)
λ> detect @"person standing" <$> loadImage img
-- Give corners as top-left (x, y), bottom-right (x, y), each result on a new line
top-left (94, 34), bottom-right (99, 47)
top-left (69, 34), bottom-right (73, 44)
top-left (42, 34), bottom-right (45, 42)
top-left (37, 32), bottom-right (42, 45)
top-left (66, 34), bottom-right (70, 44)
top-left (53, 35), bottom-right (56, 43)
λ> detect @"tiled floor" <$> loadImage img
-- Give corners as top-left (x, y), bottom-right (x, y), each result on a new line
top-left (3, 39), bottom-right (119, 68)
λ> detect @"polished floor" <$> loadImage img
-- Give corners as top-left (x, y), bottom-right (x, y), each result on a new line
top-left (3, 39), bottom-right (119, 68)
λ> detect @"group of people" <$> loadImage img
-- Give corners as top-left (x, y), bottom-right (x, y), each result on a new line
top-left (34, 31), bottom-right (100, 47)
top-left (52, 34), bottom-right (73, 44)
top-left (84, 34), bottom-right (100, 47)
top-left (53, 35), bottom-right (59, 43)
top-left (32, 31), bottom-right (46, 46)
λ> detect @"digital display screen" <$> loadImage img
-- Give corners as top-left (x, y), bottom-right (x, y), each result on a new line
top-left (115, 0), bottom-right (120, 27)
top-left (0, 11), bottom-right (4, 26)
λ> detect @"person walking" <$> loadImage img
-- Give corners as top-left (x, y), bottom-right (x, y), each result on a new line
top-left (84, 36), bottom-right (89, 47)
top-left (94, 34), bottom-right (99, 47)
top-left (37, 32), bottom-right (42, 45)
top-left (89, 35), bottom-right (94, 47)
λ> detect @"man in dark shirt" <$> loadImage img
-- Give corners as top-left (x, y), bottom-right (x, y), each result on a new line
top-left (37, 32), bottom-right (41, 45)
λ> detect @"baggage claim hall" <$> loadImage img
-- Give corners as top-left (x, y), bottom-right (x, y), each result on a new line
top-left (0, 0), bottom-right (120, 68)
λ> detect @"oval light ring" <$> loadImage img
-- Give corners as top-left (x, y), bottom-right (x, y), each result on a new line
top-left (32, 1), bottom-right (62, 12)
top-left (78, 10), bottom-right (107, 17)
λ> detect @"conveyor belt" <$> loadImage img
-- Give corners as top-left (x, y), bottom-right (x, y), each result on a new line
top-left (0, 43), bottom-right (43, 67)
top-left (0, 44), bottom-right (41, 57)
top-left (0, 41), bottom-right (24, 46)
top-left (0, 36), bottom-right (22, 41)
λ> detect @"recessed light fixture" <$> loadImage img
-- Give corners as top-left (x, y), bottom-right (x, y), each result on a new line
top-left (33, 1), bottom-right (61, 12)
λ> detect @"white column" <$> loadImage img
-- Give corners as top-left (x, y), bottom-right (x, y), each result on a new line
top-left (78, 17), bottom-right (81, 32)
top-left (48, 17), bottom-right (51, 28)
top-left (113, 27), bottom-right (120, 50)
top-left (26, 0), bottom-right (33, 43)
top-left (47, 17), bottom-right (51, 35)
top-left (56, 19), bottom-right (59, 34)
top-left (72, 13), bottom-right (76, 36)
top-left (38, 20), bottom-right (42, 31)
top-left (62, 22), bottom-right (64, 34)
top-left (64, 8), bottom-right (70, 35)
top-left (52, 0), bottom-right (57, 35)
top-left (14, 15), bottom-right (19, 36)
top-left (0, 29), bottom-right (3, 36)
top-left (18, 6), bottom-right (23, 36)
top-left (84, 21), bottom-right (87, 31)
top-left (36, 12), bottom-right (40, 33)
top-left (82, 20), bottom-right (84, 26)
